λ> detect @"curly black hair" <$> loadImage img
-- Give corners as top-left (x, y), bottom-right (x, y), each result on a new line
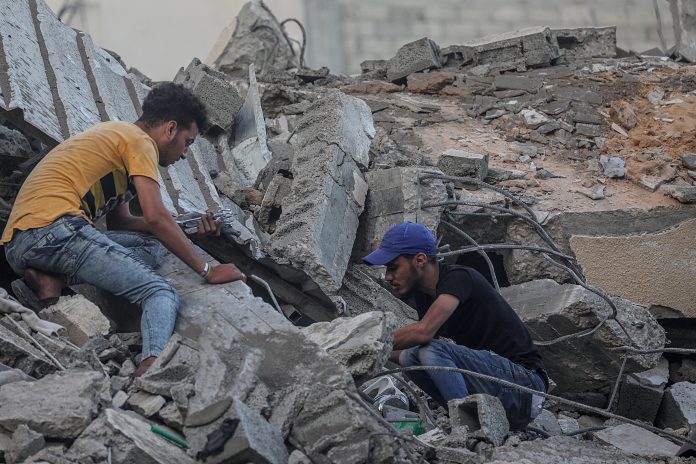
top-left (138, 82), bottom-right (208, 132)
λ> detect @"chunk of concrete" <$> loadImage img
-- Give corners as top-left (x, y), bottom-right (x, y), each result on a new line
top-left (174, 58), bottom-right (242, 133)
top-left (616, 358), bottom-right (669, 423)
top-left (670, 358), bottom-right (696, 383)
top-left (68, 408), bottom-right (194, 464)
top-left (0, 363), bottom-right (33, 387)
top-left (257, 174), bottom-right (292, 233)
top-left (448, 394), bottom-right (509, 446)
top-left (0, 321), bottom-right (56, 378)
top-left (442, 27), bottom-right (560, 72)
top-left (600, 155), bottom-right (626, 178)
top-left (570, 219), bottom-right (696, 317)
top-left (500, 280), bottom-right (665, 394)
top-left (406, 71), bottom-right (454, 93)
top-left (353, 167), bottom-right (447, 261)
top-left (552, 27), bottom-right (617, 60)
top-left (135, 334), bottom-right (199, 396)
top-left (302, 312), bottom-right (395, 381)
top-left (208, 0), bottom-right (298, 79)
top-left (38, 294), bottom-right (110, 347)
top-left (521, 109), bottom-right (549, 129)
top-left (191, 398), bottom-right (288, 464)
top-left (593, 423), bottom-right (679, 457)
top-left (268, 90), bottom-right (374, 295)
top-left (438, 149), bottom-right (489, 182)
top-left (127, 391), bottom-right (166, 418)
top-left (494, 75), bottom-right (543, 92)
top-left (337, 264), bottom-right (417, 328)
top-left (557, 413), bottom-right (580, 436)
top-left (158, 402), bottom-right (184, 431)
top-left (0, 370), bottom-right (108, 439)
top-left (656, 381), bottom-right (696, 429)
top-left (386, 37), bottom-right (442, 83)
top-left (670, 186), bottom-right (696, 204)
top-left (529, 409), bottom-right (562, 436)
top-left (682, 153), bottom-right (696, 170)
top-left (6, 424), bottom-right (44, 464)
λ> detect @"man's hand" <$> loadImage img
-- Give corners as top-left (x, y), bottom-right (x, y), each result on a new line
top-left (196, 212), bottom-right (222, 236)
top-left (206, 263), bottom-right (246, 284)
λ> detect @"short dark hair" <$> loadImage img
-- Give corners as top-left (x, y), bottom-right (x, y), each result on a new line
top-left (138, 82), bottom-right (208, 132)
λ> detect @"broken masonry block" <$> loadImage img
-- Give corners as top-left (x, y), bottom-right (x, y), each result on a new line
top-left (268, 90), bottom-right (374, 295)
top-left (387, 37), bottom-right (442, 83)
top-left (257, 174), bottom-right (292, 233)
top-left (6, 424), bottom-right (45, 464)
top-left (0, 322), bottom-right (56, 378)
top-left (353, 166), bottom-right (447, 262)
top-left (38, 294), bottom-right (110, 347)
top-left (616, 358), bottom-right (668, 423)
top-left (125, 391), bottom-right (166, 418)
top-left (551, 27), bottom-right (617, 60)
top-left (301, 311), bottom-right (396, 382)
top-left (0, 370), bottom-right (108, 439)
top-left (448, 394), bottom-right (509, 446)
top-left (134, 334), bottom-right (199, 397)
top-left (500, 279), bottom-right (665, 395)
top-left (68, 408), bottom-right (194, 463)
top-left (406, 72), bottom-right (454, 94)
top-left (174, 58), bottom-right (243, 134)
top-left (437, 149), bottom-right (489, 183)
top-left (656, 382), bottom-right (696, 430)
top-left (593, 424), bottom-right (679, 458)
top-left (529, 409), bottom-right (562, 437)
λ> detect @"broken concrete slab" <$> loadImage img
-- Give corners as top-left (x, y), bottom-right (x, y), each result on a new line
top-left (570, 218), bottom-right (696, 317)
top-left (268, 90), bottom-right (374, 295)
top-left (494, 74), bottom-right (543, 93)
top-left (134, 334), bottom-right (199, 397)
top-left (68, 408), bottom-right (194, 464)
top-left (529, 409), bottom-right (562, 436)
top-left (386, 37), bottom-right (442, 83)
top-left (191, 398), bottom-right (288, 464)
top-left (500, 279), bottom-right (665, 394)
top-left (656, 381), bottom-right (696, 429)
top-left (353, 167), bottom-right (446, 261)
top-left (593, 423), bottom-right (679, 457)
top-left (670, 185), bottom-right (696, 203)
top-left (437, 149), bottom-right (489, 182)
top-left (38, 294), bottom-right (110, 347)
top-left (600, 155), bottom-right (626, 178)
top-left (6, 424), bottom-right (44, 464)
top-left (552, 27), bottom-right (617, 60)
top-left (337, 264), bottom-right (417, 328)
top-left (557, 413), bottom-right (580, 436)
top-left (158, 402), bottom-right (184, 432)
top-left (521, 109), bottom-right (549, 129)
top-left (208, 0), bottom-right (298, 79)
top-left (0, 370), bottom-right (108, 439)
top-left (301, 311), bottom-right (395, 381)
top-left (127, 391), bottom-right (166, 418)
top-left (448, 394), bottom-right (509, 446)
top-left (0, 321), bottom-right (56, 378)
top-left (406, 72), bottom-right (454, 94)
top-left (174, 58), bottom-right (243, 133)
top-left (257, 174), bottom-right (292, 233)
top-left (616, 358), bottom-right (669, 423)
top-left (0, 363), bottom-right (34, 387)
top-left (443, 27), bottom-right (560, 72)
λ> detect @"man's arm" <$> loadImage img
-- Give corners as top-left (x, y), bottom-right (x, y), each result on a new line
top-left (393, 293), bottom-right (460, 350)
top-left (106, 203), bottom-right (150, 233)
top-left (131, 175), bottom-right (244, 283)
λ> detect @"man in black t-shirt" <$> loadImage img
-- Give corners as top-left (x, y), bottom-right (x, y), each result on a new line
top-left (363, 222), bottom-right (548, 429)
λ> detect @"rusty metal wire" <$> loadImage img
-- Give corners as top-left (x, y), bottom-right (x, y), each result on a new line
top-left (606, 356), bottom-right (628, 411)
top-left (280, 18), bottom-right (307, 69)
top-left (442, 219), bottom-right (500, 291)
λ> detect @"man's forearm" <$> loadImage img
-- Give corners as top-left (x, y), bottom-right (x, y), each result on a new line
top-left (108, 215), bottom-right (151, 234)
top-left (147, 214), bottom-right (205, 274)
top-left (393, 323), bottom-right (432, 350)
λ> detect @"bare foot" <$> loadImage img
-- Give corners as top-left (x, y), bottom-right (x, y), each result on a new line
top-left (130, 356), bottom-right (157, 378)
top-left (24, 267), bottom-right (65, 301)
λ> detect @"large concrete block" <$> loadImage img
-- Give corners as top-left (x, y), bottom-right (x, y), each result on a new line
top-left (0, 370), bottom-right (108, 439)
top-left (552, 26), bottom-right (617, 60)
top-left (208, 0), bottom-right (298, 79)
top-left (386, 37), bottom-right (442, 83)
top-left (269, 90), bottom-right (374, 295)
top-left (353, 167), bottom-right (446, 261)
top-left (616, 358), bottom-right (668, 423)
top-left (656, 381), bottom-right (696, 429)
top-left (38, 294), bottom-right (110, 347)
top-left (68, 408), bottom-right (194, 464)
top-left (302, 311), bottom-right (396, 381)
top-left (570, 218), bottom-right (696, 317)
top-left (437, 149), bottom-right (489, 182)
top-left (174, 58), bottom-right (243, 133)
top-left (448, 394), bottom-right (509, 446)
top-left (500, 279), bottom-right (665, 394)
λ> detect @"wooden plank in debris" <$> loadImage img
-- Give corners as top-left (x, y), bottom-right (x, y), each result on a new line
top-left (33, 0), bottom-right (101, 136)
top-left (0, 0), bottom-right (63, 142)
top-left (77, 33), bottom-right (139, 123)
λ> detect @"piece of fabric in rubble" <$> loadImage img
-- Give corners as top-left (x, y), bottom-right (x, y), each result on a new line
top-left (0, 288), bottom-right (64, 336)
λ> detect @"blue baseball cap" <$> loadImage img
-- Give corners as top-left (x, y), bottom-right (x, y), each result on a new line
top-left (363, 222), bottom-right (436, 265)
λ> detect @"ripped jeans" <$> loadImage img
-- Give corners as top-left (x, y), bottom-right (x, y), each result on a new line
top-left (4, 215), bottom-right (178, 357)
top-left (399, 339), bottom-right (547, 429)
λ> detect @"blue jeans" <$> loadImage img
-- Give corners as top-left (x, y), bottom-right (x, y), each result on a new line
top-left (4, 215), bottom-right (179, 358)
top-left (399, 339), bottom-right (546, 429)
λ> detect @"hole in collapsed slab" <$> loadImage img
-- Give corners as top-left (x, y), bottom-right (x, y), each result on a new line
top-left (557, 36), bottom-right (581, 48)
top-left (455, 251), bottom-right (510, 288)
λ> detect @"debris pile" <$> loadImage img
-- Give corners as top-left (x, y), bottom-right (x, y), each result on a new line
top-left (1, 0), bottom-right (696, 462)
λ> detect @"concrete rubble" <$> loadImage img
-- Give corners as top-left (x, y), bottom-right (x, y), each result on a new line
top-left (1, 0), bottom-right (696, 462)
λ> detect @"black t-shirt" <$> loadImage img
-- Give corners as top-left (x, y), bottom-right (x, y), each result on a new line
top-left (414, 264), bottom-right (545, 373)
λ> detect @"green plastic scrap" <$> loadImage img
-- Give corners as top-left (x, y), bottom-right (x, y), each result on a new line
top-left (151, 425), bottom-right (189, 449)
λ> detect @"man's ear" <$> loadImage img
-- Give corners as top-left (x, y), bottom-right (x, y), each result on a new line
top-left (414, 252), bottom-right (429, 268)
top-left (165, 120), bottom-right (178, 139)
